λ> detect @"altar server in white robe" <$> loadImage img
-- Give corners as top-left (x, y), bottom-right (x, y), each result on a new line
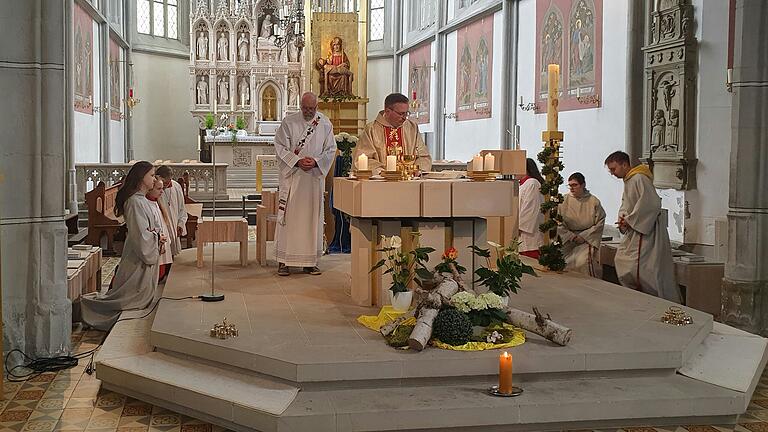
top-left (519, 158), bottom-right (545, 258)
top-left (605, 151), bottom-right (680, 302)
top-left (558, 172), bottom-right (606, 277)
top-left (155, 165), bottom-right (187, 257)
top-left (274, 92), bottom-right (337, 276)
top-left (81, 161), bottom-right (167, 330)
top-left (147, 178), bottom-right (174, 280)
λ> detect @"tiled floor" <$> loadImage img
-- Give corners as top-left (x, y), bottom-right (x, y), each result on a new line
top-left (4, 254), bottom-right (768, 431)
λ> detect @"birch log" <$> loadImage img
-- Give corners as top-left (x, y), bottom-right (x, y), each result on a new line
top-left (505, 306), bottom-right (572, 346)
top-left (407, 279), bottom-right (460, 351)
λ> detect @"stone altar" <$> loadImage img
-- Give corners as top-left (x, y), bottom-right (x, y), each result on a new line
top-left (333, 178), bottom-right (519, 307)
top-left (206, 134), bottom-right (276, 190)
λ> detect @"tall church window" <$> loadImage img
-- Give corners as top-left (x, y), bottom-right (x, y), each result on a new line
top-left (137, 0), bottom-right (178, 39)
top-left (370, 0), bottom-right (384, 41)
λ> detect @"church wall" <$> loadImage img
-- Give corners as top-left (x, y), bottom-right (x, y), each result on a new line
top-left (443, 9), bottom-right (505, 162)
top-left (516, 0), bottom-right (630, 235)
top-left (131, 52), bottom-right (198, 162)
top-left (367, 57), bottom-right (394, 122)
top-left (685, 0), bottom-right (732, 248)
top-left (109, 114), bottom-right (125, 162)
top-left (74, 19), bottom-right (102, 163)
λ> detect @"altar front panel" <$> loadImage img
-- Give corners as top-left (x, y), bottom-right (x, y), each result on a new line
top-left (208, 138), bottom-right (276, 189)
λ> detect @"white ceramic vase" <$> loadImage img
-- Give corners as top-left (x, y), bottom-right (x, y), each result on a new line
top-left (389, 290), bottom-right (413, 312)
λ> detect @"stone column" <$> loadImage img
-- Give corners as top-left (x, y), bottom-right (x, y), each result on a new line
top-left (0, 0), bottom-right (72, 362)
top-left (721, 0), bottom-right (768, 334)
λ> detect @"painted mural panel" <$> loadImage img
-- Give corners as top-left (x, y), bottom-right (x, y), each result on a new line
top-left (535, 0), bottom-right (602, 113)
top-left (455, 15), bottom-right (493, 122)
top-left (74, 3), bottom-right (94, 114)
top-left (109, 38), bottom-right (121, 121)
top-left (408, 42), bottom-right (431, 125)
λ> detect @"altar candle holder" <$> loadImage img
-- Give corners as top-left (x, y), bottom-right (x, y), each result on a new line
top-left (354, 169), bottom-right (372, 181)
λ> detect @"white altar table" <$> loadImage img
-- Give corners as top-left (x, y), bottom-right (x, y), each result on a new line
top-left (333, 178), bottom-right (519, 307)
top-left (206, 135), bottom-right (276, 189)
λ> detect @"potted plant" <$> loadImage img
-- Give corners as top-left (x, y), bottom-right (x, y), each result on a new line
top-left (235, 116), bottom-right (248, 136)
top-left (334, 132), bottom-right (359, 177)
top-left (205, 113), bottom-right (215, 137)
top-left (469, 240), bottom-right (536, 305)
top-left (370, 232), bottom-right (435, 311)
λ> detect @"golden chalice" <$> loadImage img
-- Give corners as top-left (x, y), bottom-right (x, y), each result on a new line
top-left (400, 154), bottom-right (417, 180)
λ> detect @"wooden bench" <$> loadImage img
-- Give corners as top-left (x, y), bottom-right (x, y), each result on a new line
top-left (85, 181), bottom-right (124, 253)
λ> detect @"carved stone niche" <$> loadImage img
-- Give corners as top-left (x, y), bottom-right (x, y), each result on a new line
top-left (642, 0), bottom-right (697, 190)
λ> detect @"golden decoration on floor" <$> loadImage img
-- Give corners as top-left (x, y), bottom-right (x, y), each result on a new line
top-left (661, 306), bottom-right (693, 326)
top-left (210, 318), bottom-right (239, 339)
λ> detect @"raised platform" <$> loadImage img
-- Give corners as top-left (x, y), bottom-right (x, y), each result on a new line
top-left (95, 243), bottom-right (768, 432)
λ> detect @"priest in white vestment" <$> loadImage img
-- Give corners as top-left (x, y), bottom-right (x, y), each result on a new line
top-left (519, 158), bottom-right (545, 258)
top-left (274, 92), bottom-right (337, 276)
top-left (353, 93), bottom-right (431, 174)
top-left (558, 172), bottom-right (606, 277)
top-left (156, 165), bottom-right (188, 257)
top-left (605, 151), bottom-right (680, 302)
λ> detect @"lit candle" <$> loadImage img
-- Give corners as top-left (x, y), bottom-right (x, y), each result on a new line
top-left (386, 155), bottom-right (397, 172)
top-left (727, 68), bottom-right (733, 85)
top-left (547, 64), bottom-right (559, 132)
top-left (499, 351), bottom-right (513, 394)
top-left (213, 98), bottom-right (217, 115)
top-left (484, 153), bottom-right (495, 171)
top-left (357, 154), bottom-right (368, 171)
top-left (472, 154), bottom-right (483, 172)
top-left (197, 135), bottom-right (201, 151)
top-left (514, 125), bottom-right (521, 150)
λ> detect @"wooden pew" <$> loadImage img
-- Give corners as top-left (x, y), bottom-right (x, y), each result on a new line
top-left (85, 181), bottom-right (124, 253)
top-left (178, 173), bottom-right (203, 248)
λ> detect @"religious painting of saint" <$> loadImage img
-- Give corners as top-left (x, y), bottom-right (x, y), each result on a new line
top-left (455, 15), bottom-right (493, 122)
top-left (535, 0), bottom-right (602, 113)
top-left (538, 6), bottom-right (564, 95)
top-left (314, 36), bottom-right (355, 97)
top-left (74, 3), bottom-right (93, 115)
top-left (568, 0), bottom-right (596, 89)
top-left (109, 38), bottom-right (121, 121)
top-left (310, 14), bottom-right (358, 100)
top-left (408, 42), bottom-right (431, 125)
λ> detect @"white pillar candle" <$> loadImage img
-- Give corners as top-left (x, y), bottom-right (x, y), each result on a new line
top-left (472, 154), bottom-right (483, 172)
top-left (484, 153), bottom-right (495, 171)
top-left (357, 154), bottom-right (368, 171)
top-left (386, 155), bottom-right (397, 172)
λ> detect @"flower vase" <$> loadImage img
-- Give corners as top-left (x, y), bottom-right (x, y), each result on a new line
top-left (206, 129), bottom-right (214, 137)
top-left (389, 290), bottom-right (413, 312)
top-left (500, 295), bottom-right (510, 307)
top-left (236, 129), bottom-right (247, 137)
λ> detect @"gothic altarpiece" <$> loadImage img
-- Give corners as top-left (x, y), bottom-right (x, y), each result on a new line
top-left (642, 0), bottom-right (697, 189)
top-left (189, 0), bottom-right (305, 133)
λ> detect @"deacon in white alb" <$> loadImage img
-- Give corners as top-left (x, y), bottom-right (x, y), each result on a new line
top-left (605, 151), bottom-right (680, 302)
top-left (274, 92), bottom-right (337, 276)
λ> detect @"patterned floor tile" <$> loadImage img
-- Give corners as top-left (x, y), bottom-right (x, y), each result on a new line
top-left (14, 390), bottom-right (47, 401)
top-left (682, 426), bottom-right (722, 432)
top-left (21, 418), bottom-right (58, 432)
top-left (117, 427), bottom-right (149, 432)
top-left (119, 416), bottom-right (151, 427)
top-left (36, 399), bottom-right (67, 411)
top-left (54, 417), bottom-right (91, 431)
top-left (0, 421), bottom-right (27, 432)
top-left (180, 424), bottom-right (212, 432)
top-left (29, 409), bottom-right (64, 422)
top-left (741, 423), bottom-right (768, 432)
top-left (150, 414), bottom-right (181, 428)
top-left (0, 410), bottom-right (33, 422)
top-left (121, 404), bottom-right (152, 417)
top-left (66, 398), bottom-right (97, 409)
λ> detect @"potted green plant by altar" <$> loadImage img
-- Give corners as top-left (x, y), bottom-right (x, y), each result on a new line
top-left (469, 241), bottom-right (536, 305)
top-left (370, 232), bottom-right (435, 312)
top-left (235, 116), bottom-right (247, 137)
top-left (205, 113), bottom-right (215, 137)
top-left (334, 132), bottom-right (359, 177)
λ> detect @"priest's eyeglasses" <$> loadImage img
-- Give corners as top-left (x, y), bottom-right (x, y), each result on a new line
top-left (390, 109), bottom-right (411, 118)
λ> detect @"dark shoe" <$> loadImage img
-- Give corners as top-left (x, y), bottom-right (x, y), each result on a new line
top-left (277, 263), bottom-right (290, 276)
top-left (304, 266), bottom-right (322, 275)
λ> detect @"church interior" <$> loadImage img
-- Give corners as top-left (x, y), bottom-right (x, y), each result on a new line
top-left (1, 0), bottom-right (768, 431)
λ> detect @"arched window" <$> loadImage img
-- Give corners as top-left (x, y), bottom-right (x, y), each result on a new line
top-left (137, 0), bottom-right (179, 39)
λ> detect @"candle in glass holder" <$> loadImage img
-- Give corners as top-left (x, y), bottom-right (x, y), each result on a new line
top-left (499, 351), bottom-right (513, 394)
top-left (357, 154), bottom-right (368, 171)
top-left (472, 154), bottom-right (483, 172)
top-left (386, 155), bottom-right (397, 171)
top-left (484, 153), bottom-right (495, 171)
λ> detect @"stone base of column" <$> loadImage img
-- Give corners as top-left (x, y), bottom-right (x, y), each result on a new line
top-left (1, 220), bottom-right (72, 366)
top-left (722, 278), bottom-right (768, 335)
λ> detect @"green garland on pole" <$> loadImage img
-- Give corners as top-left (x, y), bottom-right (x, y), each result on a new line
top-left (536, 142), bottom-right (566, 271)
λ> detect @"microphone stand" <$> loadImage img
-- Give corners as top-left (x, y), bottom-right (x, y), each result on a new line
top-left (200, 114), bottom-right (228, 302)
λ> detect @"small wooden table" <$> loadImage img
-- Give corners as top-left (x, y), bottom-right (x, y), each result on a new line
top-left (196, 217), bottom-right (249, 267)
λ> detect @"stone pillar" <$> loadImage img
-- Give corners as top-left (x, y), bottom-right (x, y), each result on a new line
top-left (721, 0), bottom-right (768, 334)
top-left (0, 1), bottom-right (72, 363)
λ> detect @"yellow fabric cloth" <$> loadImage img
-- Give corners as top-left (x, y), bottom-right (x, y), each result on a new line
top-left (431, 324), bottom-right (526, 351)
top-left (625, 164), bottom-right (653, 181)
top-left (357, 306), bottom-right (412, 332)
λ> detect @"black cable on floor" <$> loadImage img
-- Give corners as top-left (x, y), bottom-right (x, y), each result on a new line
top-left (4, 296), bottom-right (198, 381)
